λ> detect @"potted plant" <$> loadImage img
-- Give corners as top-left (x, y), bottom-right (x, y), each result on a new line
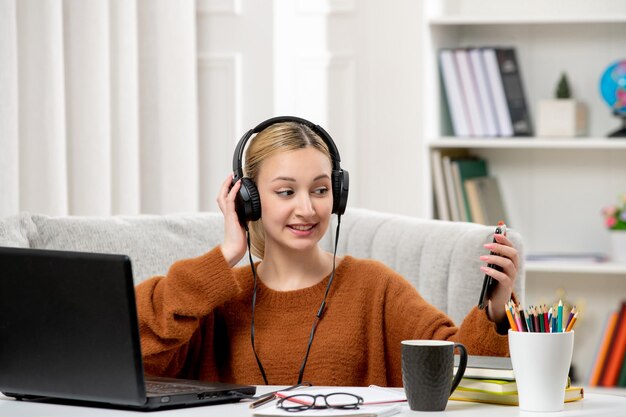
top-left (537, 72), bottom-right (587, 137)
top-left (601, 195), bottom-right (626, 264)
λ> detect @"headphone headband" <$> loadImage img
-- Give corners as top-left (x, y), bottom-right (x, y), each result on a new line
top-left (232, 116), bottom-right (349, 223)
top-left (232, 116), bottom-right (342, 179)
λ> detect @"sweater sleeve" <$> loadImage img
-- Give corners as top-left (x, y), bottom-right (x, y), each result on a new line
top-left (135, 246), bottom-right (241, 377)
top-left (382, 272), bottom-right (509, 386)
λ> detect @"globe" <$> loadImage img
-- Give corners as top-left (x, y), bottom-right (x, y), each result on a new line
top-left (599, 59), bottom-right (626, 137)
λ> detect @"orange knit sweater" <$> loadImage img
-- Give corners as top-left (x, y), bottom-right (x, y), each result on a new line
top-left (135, 247), bottom-right (510, 387)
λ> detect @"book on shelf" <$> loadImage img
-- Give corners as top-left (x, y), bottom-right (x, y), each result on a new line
top-left (450, 386), bottom-right (584, 406)
top-left (454, 355), bottom-right (515, 381)
top-left (439, 49), bottom-right (471, 137)
top-left (600, 301), bottom-right (626, 387)
top-left (464, 176), bottom-right (508, 226)
top-left (451, 157), bottom-right (488, 223)
top-left (481, 47), bottom-right (513, 137)
top-left (589, 310), bottom-right (618, 386)
top-left (439, 46), bottom-right (531, 137)
top-left (469, 48), bottom-right (499, 136)
top-left (442, 154), bottom-right (464, 221)
top-left (431, 150), bottom-right (450, 221)
top-left (492, 48), bottom-right (533, 136)
top-left (588, 301), bottom-right (626, 387)
top-left (619, 345), bottom-right (626, 387)
top-left (454, 49), bottom-right (485, 136)
top-left (431, 149), bottom-right (469, 221)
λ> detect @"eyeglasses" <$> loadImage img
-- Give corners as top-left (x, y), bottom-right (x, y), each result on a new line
top-left (277, 392), bottom-right (364, 412)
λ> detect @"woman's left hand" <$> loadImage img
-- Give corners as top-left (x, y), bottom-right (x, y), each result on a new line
top-left (479, 233), bottom-right (519, 324)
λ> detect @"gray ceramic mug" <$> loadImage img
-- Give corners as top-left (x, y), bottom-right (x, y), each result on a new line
top-left (401, 340), bottom-right (468, 411)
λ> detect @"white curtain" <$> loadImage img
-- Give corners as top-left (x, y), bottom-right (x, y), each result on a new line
top-left (0, 0), bottom-right (199, 216)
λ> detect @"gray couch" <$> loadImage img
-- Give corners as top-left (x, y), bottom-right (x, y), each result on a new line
top-left (0, 207), bottom-right (524, 325)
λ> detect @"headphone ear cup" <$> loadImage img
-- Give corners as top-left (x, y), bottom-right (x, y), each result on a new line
top-left (235, 177), bottom-right (262, 226)
top-left (332, 170), bottom-right (349, 215)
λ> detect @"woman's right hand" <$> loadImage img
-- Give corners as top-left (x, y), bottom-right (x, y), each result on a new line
top-left (216, 174), bottom-right (248, 267)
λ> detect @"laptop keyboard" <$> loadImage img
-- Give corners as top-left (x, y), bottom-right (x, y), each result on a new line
top-left (146, 381), bottom-right (210, 394)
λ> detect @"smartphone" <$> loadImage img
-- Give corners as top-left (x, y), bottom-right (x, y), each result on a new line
top-left (477, 222), bottom-right (507, 310)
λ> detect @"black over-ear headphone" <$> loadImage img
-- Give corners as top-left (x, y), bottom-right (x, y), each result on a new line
top-left (232, 116), bottom-right (349, 227)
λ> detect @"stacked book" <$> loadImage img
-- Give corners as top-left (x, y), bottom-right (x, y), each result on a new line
top-left (431, 151), bottom-right (508, 224)
top-left (439, 47), bottom-right (532, 137)
top-left (588, 300), bottom-right (626, 387)
top-left (452, 355), bottom-right (583, 406)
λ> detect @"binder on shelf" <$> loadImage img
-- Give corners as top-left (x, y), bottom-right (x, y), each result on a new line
top-left (439, 49), bottom-right (472, 137)
top-left (455, 49), bottom-right (485, 136)
top-left (493, 48), bottom-right (533, 136)
top-left (469, 48), bottom-right (499, 136)
top-left (482, 48), bottom-right (513, 137)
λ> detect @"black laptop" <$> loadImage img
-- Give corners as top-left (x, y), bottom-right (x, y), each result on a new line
top-left (0, 247), bottom-right (255, 410)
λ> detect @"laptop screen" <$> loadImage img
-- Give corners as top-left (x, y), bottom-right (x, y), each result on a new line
top-left (0, 247), bottom-right (147, 406)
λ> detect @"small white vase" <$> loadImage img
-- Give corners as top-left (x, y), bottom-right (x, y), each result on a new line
top-left (610, 230), bottom-right (626, 264)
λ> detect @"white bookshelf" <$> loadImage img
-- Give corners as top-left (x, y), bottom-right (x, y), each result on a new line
top-left (430, 138), bottom-right (626, 150)
top-left (525, 261), bottom-right (626, 275)
top-left (421, 0), bottom-right (626, 385)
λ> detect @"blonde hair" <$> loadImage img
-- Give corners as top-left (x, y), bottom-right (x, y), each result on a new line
top-left (244, 122), bottom-right (331, 259)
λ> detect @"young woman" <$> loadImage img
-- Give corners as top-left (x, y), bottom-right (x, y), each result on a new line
top-left (135, 118), bottom-right (519, 387)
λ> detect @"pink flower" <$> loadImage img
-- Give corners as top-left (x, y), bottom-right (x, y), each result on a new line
top-left (604, 206), bottom-right (618, 217)
top-left (606, 217), bottom-right (617, 228)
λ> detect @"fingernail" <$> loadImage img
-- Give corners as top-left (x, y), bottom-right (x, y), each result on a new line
top-left (480, 266), bottom-right (490, 272)
top-left (484, 243), bottom-right (495, 249)
top-left (479, 255), bottom-right (489, 261)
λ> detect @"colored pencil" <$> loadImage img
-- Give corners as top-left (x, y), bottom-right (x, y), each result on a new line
top-left (557, 300), bottom-right (563, 333)
top-left (532, 306), bottom-right (540, 333)
top-left (505, 303), bottom-right (517, 331)
top-left (566, 306), bottom-right (577, 330)
top-left (565, 312), bottom-right (579, 332)
top-left (543, 305), bottom-right (550, 333)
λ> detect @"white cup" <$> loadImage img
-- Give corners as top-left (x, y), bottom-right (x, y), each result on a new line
top-left (508, 329), bottom-right (574, 412)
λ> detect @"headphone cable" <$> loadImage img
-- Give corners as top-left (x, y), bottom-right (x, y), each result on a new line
top-left (248, 216), bottom-right (342, 385)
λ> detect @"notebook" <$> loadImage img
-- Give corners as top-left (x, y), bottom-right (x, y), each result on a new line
top-left (0, 246), bottom-right (256, 410)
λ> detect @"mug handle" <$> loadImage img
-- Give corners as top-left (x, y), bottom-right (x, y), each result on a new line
top-left (449, 343), bottom-right (468, 395)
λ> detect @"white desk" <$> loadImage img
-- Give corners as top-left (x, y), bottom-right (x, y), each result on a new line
top-left (2, 388), bottom-right (626, 417)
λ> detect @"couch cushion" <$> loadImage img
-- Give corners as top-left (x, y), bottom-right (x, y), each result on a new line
top-left (27, 213), bottom-right (224, 284)
top-left (0, 214), bottom-right (31, 248)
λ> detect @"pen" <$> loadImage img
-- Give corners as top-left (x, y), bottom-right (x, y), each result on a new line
top-left (249, 382), bottom-right (312, 409)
